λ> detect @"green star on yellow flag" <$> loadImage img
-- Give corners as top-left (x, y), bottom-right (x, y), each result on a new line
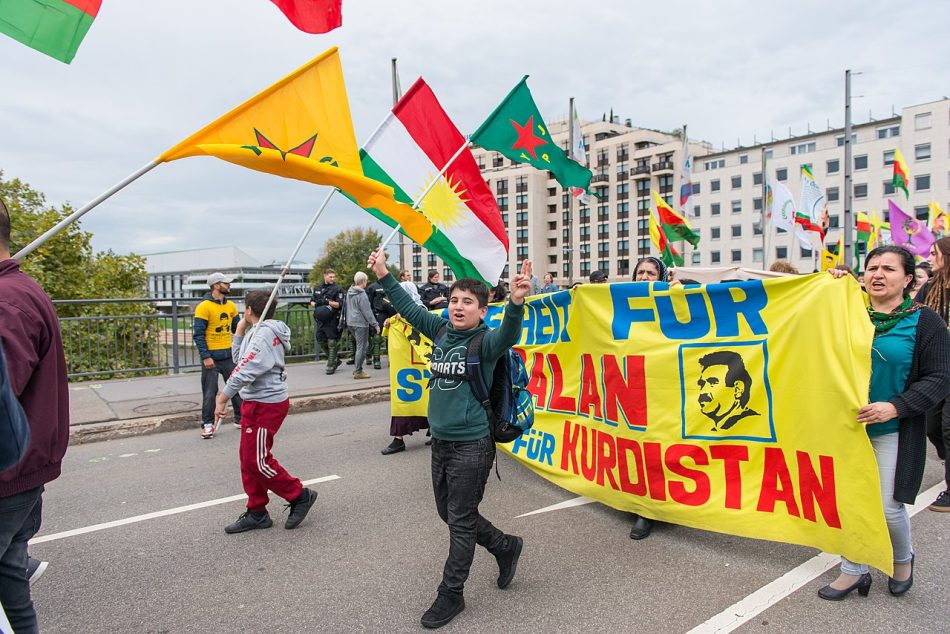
top-left (471, 76), bottom-right (592, 193)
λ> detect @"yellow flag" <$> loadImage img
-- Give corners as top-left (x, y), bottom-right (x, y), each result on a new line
top-left (158, 47), bottom-right (391, 207)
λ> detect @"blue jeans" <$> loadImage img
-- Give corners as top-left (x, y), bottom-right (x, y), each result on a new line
top-left (0, 486), bottom-right (44, 633)
top-left (430, 436), bottom-right (506, 596)
top-left (841, 433), bottom-right (912, 575)
top-left (201, 356), bottom-right (241, 425)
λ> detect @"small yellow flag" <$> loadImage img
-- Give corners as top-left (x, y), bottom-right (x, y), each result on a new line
top-left (158, 47), bottom-right (391, 207)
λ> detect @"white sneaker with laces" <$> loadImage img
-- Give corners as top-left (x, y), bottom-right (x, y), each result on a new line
top-left (201, 423), bottom-right (214, 439)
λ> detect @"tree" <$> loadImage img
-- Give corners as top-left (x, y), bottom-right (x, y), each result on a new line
top-left (1, 170), bottom-right (158, 378)
top-left (308, 227), bottom-right (399, 289)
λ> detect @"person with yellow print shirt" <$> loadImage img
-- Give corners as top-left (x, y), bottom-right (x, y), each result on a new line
top-left (194, 272), bottom-right (242, 439)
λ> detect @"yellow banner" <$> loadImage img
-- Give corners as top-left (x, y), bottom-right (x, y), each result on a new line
top-left (389, 274), bottom-right (892, 573)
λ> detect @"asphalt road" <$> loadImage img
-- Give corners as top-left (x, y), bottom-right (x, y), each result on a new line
top-left (30, 402), bottom-right (948, 633)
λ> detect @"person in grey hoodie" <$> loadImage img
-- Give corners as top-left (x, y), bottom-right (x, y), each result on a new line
top-left (214, 290), bottom-right (317, 534)
top-left (345, 271), bottom-right (380, 379)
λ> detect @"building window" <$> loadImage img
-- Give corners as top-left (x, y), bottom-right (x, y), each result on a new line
top-left (776, 168), bottom-right (787, 181)
top-left (691, 252), bottom-right (701, 264)
top-left (492, 153), bottom-right (504, 168)
top-left (883, 180), bottom-right (895, 196)
top-left (876, 125), bottom-right (900, 138)
top-left (916, 174), bottom-right (931, 191)
top-left (827, 159), bottom-right (840, 174)
top-left (854, 183), bottom-right (868, 199)
top-left (710, 179), bottom-right (721, 192)
top-left (854, 155), bottom-right (868, 170)
top-left (915, 144), bottom-right (931, 161)
top-left (752, 248), bottom-right (763, 263)
top-left (496, 179), bottom-right (508, 194)
top-left (753, 197), bottom-right (762, 211)
top-left (731, 224), bottom-right (742, 238)
top-left (753, 172), bottom-right (763, 185)
top-left (731, 200), bottom-right (741, 214)
top-left (443, 268), bottom-right (454, 282)
top-left (829, 214), bottom-right (840, 229)
top-left (711, 227), bottom-right (721, 240)
top-left (704, 159), bottom-right (726, 170)
top-left (731, 249), bottom-right (741, 263)
top-left (915, 112), bottom-right (932, 130)
top-left (739, 154), bottom-right (749, 165)
top-left (711, 203), bottom-right (721, 216)
top-left (764, 149), bottom-right (773, 160)
top-left (790, 141), bottom-right (817, 155)
top-left (693, 205), bottom-right (701, 218)
top-left (731, 175), bottom-right (742, 189)
top-left (753, 222), bottom-right (763, 236)
top-left (827, 187), bottom-right (839, 202)
top-left (711, 251), bottom-right (721, 264)
top-left (776, 246), bottom-right (788, 260)
top-left (836, 134), bottom-right (857, 146)
top-left (883, 150), bottom-right (895, 166)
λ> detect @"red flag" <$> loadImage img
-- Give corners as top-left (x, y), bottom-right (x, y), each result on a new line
top-left (270, 0), bottom-right (342, 34)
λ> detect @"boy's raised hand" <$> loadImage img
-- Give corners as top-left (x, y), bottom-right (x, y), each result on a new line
top-left (367, 247), bottom-right (389, 279)
top-left (509, 259), bottom-right (533, 304)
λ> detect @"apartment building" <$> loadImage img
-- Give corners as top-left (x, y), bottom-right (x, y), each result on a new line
top-left (400, 98), bottom-right (949, 283)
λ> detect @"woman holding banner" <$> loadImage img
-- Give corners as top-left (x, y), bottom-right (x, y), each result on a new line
top-left (820, 246), bottom-right (950, 600)
top-left (633, 256), bottom-right (669, 283)
top-left (915, 237), bottom-right (950, 512)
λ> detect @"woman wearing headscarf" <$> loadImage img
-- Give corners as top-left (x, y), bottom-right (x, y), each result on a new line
top-left (819, 245), bottom-right (949, 600)
top-left (633, 256), bottom-right (668, 282)
top-left (914, 236), bottom-right (950, 512)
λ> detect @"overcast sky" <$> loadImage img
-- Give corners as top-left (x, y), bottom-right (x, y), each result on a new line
top-left (1, 0), bottom-right (948, 264)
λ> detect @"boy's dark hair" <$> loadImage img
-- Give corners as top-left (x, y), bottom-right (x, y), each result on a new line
top-left (245, 290), bottom-right (277, 320)
top-left (450, 278), bottom-right (489, 307)
top-left (0, 197), bottom-right (9, 251)
top-left (427, 269), bottom-right (439, 282)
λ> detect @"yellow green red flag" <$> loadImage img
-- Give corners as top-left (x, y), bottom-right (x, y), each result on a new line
top-left (158, 47), bottom-right (392, 208)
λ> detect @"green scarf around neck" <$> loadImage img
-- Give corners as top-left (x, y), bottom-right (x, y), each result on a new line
top-left (867, 295), bottom-right (920, 334)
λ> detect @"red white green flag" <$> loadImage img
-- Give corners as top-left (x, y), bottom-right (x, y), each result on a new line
top-left (0, 0), bottom-right (101, 63)
top-left (352, 78), bottom-right (508, 284)
top-left (651, 191), bottom-right (700, 246)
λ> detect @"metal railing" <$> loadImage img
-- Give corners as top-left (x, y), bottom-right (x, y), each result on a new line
top-left (53, 296), bottom-right (358, 380)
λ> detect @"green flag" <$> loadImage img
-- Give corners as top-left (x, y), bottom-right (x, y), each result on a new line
top-left (471, 76), bottom-right (592, 192)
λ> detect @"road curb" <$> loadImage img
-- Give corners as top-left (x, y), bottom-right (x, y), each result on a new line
top-left (68, 386), bottom-right (391, 445)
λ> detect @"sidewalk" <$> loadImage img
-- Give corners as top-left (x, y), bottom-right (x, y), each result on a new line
top-left (68, 359), bottom-right (391, 444)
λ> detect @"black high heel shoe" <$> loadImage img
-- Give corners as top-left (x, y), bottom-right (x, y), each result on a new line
top-left (888, 554), bottom-right (914, 596)
top-left (817, 573), bottom-right (872, 601)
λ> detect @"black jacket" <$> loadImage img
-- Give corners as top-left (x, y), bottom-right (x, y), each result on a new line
top-left (419, 281), bottom-right (448, 309)
top-left (890, 306), bottom-right (950, 503)
top-left (311, 282), bottom-right (343, 321)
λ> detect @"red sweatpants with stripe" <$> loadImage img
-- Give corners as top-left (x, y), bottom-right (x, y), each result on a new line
top-left (238, 400), bottom-right (303, 512)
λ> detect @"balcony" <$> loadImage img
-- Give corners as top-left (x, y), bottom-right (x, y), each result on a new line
top-left (616, 170), bottom-right (629, 180)
top-left (591, 173), bottom-right (610, 183)
top-left (632, 166), bottom-right (651, 179)
top-left (617, 152), bottom-right (629, 162)
top-left (617, 230), bottom-right (629, 238)
top-left (515, 183), bottom-right (528, 193)
top-left (652, 160), bottom-right (675, 173)
top-left (617, 192), bottom-right (629, 201)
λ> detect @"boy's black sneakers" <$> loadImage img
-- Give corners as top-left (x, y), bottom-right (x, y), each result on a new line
top-left (225, 510), bottom-right (272, 534)
top-left (930, 489), bottom-right (950, 512)
top-left (420, 592), bottom-right (465, 629)
top-left (285, 488), bottom-right (318, 529)
top-left (495, 535), bottom-right (523, 589)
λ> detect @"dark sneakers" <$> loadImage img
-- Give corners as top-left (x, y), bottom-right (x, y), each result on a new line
top-left (225, 510), bottom-right (273, 534)
top-left (629, 514), bottom-right (653, 540)
top-left (381, 438), bottom-right (406, 455)
top-left (285, 488), bottom-right (318, 529)
top-left (930, 489), bottom-right (950, 512)
top-left (420, 592), bottom-right (465, 629)
top-left (495, 535), bottom-right (523, 589)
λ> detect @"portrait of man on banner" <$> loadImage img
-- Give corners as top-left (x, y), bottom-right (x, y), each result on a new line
top-left (680, 342), bottom-right (775, 442)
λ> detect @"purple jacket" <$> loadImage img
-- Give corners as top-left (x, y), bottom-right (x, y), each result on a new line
top-left (0, 259), bottom-right (69, 496)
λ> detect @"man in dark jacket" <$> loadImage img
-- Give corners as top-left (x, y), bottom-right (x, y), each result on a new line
top-left (366, 279), bottom-right (396, 370)
top-left (0, 198), bottom-right (69, 631)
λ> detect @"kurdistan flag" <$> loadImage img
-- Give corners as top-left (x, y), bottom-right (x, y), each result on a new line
top-left (652, 191), bottom-right (700, 246)
top-left (471, 76), bottom-right (592, 193)
top-left (354, 78), bottom-right (508, 284)
top-left (158, 48), bottom-right (392, 210)
top-left (892, 149), bottom-right (910, 198)
top-left (0, 0), bottom-right (101, 63)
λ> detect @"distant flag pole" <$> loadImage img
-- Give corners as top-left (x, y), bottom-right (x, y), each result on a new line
top-left (14, 161), bottom-right (159, 260)
top-left (567, 97), bottom-right (576, 286)
top-left (270, 0), bottom-right (342, 33)
top-left (761, 146), bottom-right (770, 269)
top-left (677, 124), bottom-right (691, 258)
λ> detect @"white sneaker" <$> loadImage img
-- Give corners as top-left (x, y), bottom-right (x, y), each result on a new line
top-left (201, 423), bottom-right (214, 439)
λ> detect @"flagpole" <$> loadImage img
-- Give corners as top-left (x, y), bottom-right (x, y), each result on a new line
top-left (391, 57), bottom-right (405, 271)
top-left (567, 98), bottom-right (575, 286)
top-left (843, 69), bottom-right (855, 268)
top-left (379, 139), bottom-right (472, 251)
top-left (254, 114), bottom-right (396, 328)
top-left (13, 161), bottom-right (159, 260)
top-left (678, 124), bottom-right (688, 267)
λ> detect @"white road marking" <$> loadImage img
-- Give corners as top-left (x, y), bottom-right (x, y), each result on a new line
top-left (688, 481), bottom-right (946, 634)
top-left (30, 475), bottom-right (340, 545)
top-left (144, 449), bottom-right (161, 453)
top-left (517, 496), bottom-right (595, 517)
top-left (119, 453), bottom-right (138, 458)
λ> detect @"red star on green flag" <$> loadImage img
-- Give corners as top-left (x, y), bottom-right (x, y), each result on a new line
top-left (471, 76), bottom-right (592, 194)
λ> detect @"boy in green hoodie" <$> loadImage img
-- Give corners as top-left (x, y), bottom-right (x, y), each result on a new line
top-left (368, 249), bottom-right (532, 629)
